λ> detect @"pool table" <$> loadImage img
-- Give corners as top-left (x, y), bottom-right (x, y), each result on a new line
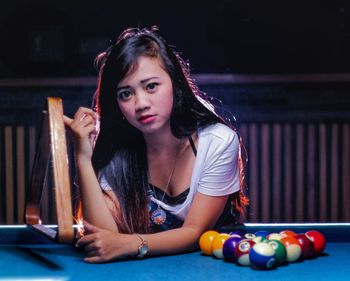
top-left (0, 223), bottom-right (349, 281)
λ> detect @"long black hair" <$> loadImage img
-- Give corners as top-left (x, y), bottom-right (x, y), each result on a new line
top-left (91, 27), bottom-right (247, 233)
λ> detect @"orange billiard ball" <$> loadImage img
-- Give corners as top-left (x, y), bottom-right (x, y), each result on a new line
top-left (199, 230), bottom-right (219, 256)
top-left (280, 236), bottom-right (302, 262)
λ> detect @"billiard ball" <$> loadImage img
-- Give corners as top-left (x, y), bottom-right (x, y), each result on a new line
top-left (243, 233), bottom-right (257, 239)
top-left (266, 233), bottom-right (284, 241)
top-left (295, 233), bottom-right (315, 259)
top-left (252, 236), bottom-right (267, 243)
top-left (229, 230), bottom-right (244, 239)
top-left (254, 230), bottom-right (270, 238)
top-left (305, 230), bottom-right (326, 256)
top-left (199, 230), bottom-right (219, 256)
top-left (280, 236), bottom-right (302, 262)
top-left (249, 242), bottom-right (276, 270)
top-left (222, 236), bottom-right (242, 262)
top-left (212, 233), bottom-right (231, 259)
top-left (280, 230), bottom-right (297, 237)
top-left (267, 239), bottom-right (287, 265)
top-left (234, 239), bottom-right (256, 266)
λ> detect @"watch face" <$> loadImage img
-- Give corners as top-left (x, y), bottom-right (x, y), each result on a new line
top-left (139, 244), bottom-right (148, 256)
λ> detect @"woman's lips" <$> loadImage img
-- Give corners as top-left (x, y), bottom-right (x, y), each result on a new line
top-left (138, 115), bottom-right (156, 124)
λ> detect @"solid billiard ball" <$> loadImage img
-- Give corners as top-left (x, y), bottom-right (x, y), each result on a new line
top-left (295, 233), bottom-right (315, 259)
top-left (229, 230), bottom-right (244, 239)
top-left (266, 233), bottom-right (284, 241)
top-left (249, 242), bottom-right (276, 270)
top-left (234, 239), bottom-right (256, 266)
top-left (212, 233), bottom-right (231, 259)
top-left (222, 236), bottom-right (242, 262)
top-left (305, 230), bottom-right (326, 256)
top-left (254, 230), bottom-right (270, 238)
top-left (267, 239), bottom-right (287, 265)
top-left (280, 236), bottom-right (302, 262)
top-left (199, 230), bottom-right (219, 256)
top-left (280, 230), bottom-right (297, 237)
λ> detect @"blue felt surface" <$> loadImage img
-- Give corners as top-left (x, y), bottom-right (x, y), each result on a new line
top-left (0, 242), bottom-right (348, 281)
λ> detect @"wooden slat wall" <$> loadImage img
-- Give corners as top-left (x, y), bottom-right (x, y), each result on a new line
top-left (0, 121), bottom-right (349, 223)
top-left (240, 121), bottom-right (350, 223)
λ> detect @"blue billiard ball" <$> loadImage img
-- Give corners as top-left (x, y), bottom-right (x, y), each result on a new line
top-left (254, 230), bottom-right (270, 238)
top-left (249, 242), bottom-right (276, 270)
top-left (222, 236), bottom-right (242, 262)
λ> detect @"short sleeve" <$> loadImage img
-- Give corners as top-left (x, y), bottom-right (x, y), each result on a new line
top-left (99, 175), bottom-right (113, 191)
top-left (197, 126), bottom-right (240, 196)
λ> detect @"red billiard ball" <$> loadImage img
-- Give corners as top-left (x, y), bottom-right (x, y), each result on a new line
top-left (234, 239), bottom-right (256, 266)
top-left (305, 230), bottom-right (326, 256)
top-left (222, 236), bottom-right (242, 262)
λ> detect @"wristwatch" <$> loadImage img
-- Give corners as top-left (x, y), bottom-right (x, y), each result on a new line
top-left (136, 234), bottom-right (149, 258)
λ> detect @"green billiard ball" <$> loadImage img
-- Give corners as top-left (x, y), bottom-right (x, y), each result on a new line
top-left (267, 239), bottom-right (287, 265)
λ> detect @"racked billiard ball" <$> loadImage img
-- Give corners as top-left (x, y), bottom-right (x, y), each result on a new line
top-left (249, 242), bottom-right (276, 270)
top-left (280, 230), bottom-right (297, 238)
top-left (199, 230), bottom-right (219, 256)
top-left (267, 239), bottom-right (287, 265)
top-left (295, 233), bottom-right (315, 259)
top-left (280, 236), bottom-right (302, 262)
top-left (222, 236), bottom-right (242, 262)
top-left (305, 230), bottom-right (326, 256)
top-left (254, 230), bottom-right (269, 238)
top-left (267, 233), bottom-right (284, 241)
top-left (212, 233), bottom-right (231, 259)
top-left (234, 239), bottom-right (256, 266)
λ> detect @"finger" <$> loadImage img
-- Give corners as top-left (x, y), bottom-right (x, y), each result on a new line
top-left (84, 256), bottom-right (104, 263)
top-left (74, 107), bottom-right (97, 120)
top-left (75, 233), bottom-right (96, 247)
top-left (63, 115), bottom-right (73, 126)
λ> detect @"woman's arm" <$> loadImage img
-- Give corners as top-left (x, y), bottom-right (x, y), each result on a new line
top-left (76, 192), bottom-right (228, 262)
top-left (64, 107), bottom-right (118, 232)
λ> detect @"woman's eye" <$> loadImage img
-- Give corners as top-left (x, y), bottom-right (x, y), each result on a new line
top-left (146, 82), bottom-right (159, 92)
top-left (117, 90), bottom-right (132, 101)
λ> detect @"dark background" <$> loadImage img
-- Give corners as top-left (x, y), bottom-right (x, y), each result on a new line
top-left (1, 0), bottom-right (350, 77)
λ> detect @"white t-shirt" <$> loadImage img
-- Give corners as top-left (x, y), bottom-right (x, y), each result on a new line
top-left (100, 123), bottom-right (240, 220)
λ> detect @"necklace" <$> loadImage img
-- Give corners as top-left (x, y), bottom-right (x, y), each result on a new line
top-left (150, 139), bottom-right (183, 225)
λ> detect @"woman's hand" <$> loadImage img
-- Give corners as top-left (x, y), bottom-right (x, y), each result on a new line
top-left (76, 221), bottom-right (139, 263)
top-left (63, 107), bottom-right (98, 163)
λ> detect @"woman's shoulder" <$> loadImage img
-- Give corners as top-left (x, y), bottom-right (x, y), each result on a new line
top-left (199, 122), bottom-right (238, 142)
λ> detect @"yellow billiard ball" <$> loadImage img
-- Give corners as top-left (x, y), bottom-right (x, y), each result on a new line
top-left (199, 230), bottom-right (219, 256)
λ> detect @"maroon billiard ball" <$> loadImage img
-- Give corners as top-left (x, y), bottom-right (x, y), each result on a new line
top-left (234, 239), bottom-right (256, 266)
top-left (305, 230), bottom-right (326, 256)
top-left (296, 233), bottom-right (315, 259)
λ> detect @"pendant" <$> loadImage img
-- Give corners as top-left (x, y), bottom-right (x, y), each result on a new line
top-left (151, 206), bottom-right (167, 225)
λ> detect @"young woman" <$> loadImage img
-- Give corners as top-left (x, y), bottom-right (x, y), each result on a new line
top-left (64, 26), bottom-right (248, 263)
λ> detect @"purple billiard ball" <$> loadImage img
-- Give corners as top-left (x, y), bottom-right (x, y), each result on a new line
top-left (223, 236), bottom-right (242, 262)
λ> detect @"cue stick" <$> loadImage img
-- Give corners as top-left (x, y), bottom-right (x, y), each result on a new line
top-left (25, 97), bottom-right (74, 243)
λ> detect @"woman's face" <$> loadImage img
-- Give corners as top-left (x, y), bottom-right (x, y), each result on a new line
top-left (116, 55), bottom-right (174, 136)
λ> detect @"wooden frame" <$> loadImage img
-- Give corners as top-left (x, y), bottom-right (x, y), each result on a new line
top-left (25, 97), bottom-right (74, 243)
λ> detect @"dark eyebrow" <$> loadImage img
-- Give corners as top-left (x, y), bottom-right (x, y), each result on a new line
top-left (117, 77), bottom-right (160, 92)
top-left (141, 77), bottom-right (160, 84)
top-left (116, 85), bottom-right (130, 92)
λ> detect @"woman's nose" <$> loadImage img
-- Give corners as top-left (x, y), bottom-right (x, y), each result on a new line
top-left (134, 91), bottom-right (150, 111)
